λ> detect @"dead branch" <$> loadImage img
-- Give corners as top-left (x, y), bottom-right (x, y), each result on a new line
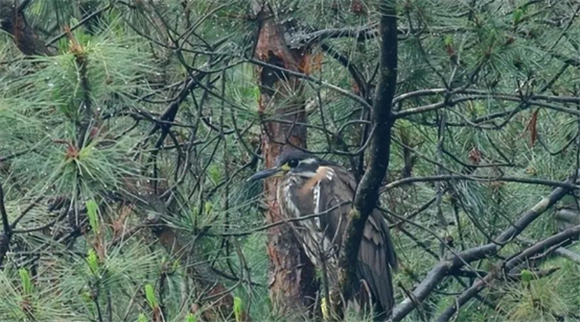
top-left (390, 172), bottom-right (577, 321)
top-left (435, 224), bottom-right (580, 322)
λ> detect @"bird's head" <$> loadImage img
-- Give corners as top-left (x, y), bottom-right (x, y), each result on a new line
top-left (247, 150), bottom-right (328, 182)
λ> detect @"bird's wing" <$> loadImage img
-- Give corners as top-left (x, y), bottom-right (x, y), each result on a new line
top-left (320, 166), bottom-right (397, 315)
top-left (357, 208), bottom-right (396, 315)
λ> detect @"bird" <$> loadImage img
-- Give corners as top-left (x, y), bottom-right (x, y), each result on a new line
top-left (248, 148), bottom-right (397, 319)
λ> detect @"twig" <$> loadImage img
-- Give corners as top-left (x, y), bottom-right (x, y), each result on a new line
top-left (435, 225), bottom-right (580, 322)
top-left (384, 174), bottom-right (580, 191)
top-left (390, 172), bottom-right (576, 321)
top-left (46, 2), bottom-right (116, 46)
top-left (10, 195), bottom-right (44, 229)
top-left (246, 58), bottom-right (372, 111)
top-left (211, 201), bottom-right (351, 237)
top-left (0, 181), bottom-right (12, 268)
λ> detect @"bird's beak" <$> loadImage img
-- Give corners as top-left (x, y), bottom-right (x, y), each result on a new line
top-left (247, 167), bottom-right (285, 182)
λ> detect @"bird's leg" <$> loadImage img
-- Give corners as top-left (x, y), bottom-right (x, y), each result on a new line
top-left (329, 288), bottom-right (345, 321)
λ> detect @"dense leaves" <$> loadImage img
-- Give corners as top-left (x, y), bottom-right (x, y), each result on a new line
top-left (0, 0), bottom-right (579, 321)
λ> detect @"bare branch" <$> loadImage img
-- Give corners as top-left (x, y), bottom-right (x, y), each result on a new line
top-left (339, 0), bottom-right (398, 315)
top-left (0, 181), bottom-right (12, 268)
top-left (435, 225), bottom-right (580, 322)
top-left (390, 172), bottom-right (576, 321)
top-left (384, 174), bottom-right (580, 191)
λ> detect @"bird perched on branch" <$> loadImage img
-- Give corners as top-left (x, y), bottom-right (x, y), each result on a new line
top-left (248, 149), bottom-right (397, 319)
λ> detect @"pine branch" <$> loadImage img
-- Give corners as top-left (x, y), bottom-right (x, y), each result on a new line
top-left (435, 224), bottom-right (580, 322)
top-left (0, 181), bottom-right (12, 268)
top-left (390, 171), bottom-right (578, 321)
top-left (339, 0), bottom-right (398, 316)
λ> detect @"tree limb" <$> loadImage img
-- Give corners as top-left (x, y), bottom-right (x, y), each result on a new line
top-left (338, 0), bottom-right (398, 315)
top-left (390, 172), bottom-right (577, 321)
top-left (0, 181), bottom-right (12, 268)
top-left (435, 224), bottom-right (580, 322)
top-left (383, 174), bottom-right (580, 191)
top-left (0, 0), bottom-right (52, 55)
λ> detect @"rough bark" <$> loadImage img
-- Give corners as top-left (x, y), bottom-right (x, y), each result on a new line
top-left (0, 0), bottom-right (52, 56)
top-left (253, 6), bottom-right (318, 317)
top-left (338, 0), bottom-right (398, 316)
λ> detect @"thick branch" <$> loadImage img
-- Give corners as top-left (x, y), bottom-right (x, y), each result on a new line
top-left (0, 0), bottom-right (52, 55)
top-left (339, 0), bottom-right (398, 312)
top-left (390, 173), bottom-right (575, 321)
top-left (435, 224), bottom-right (580, 322)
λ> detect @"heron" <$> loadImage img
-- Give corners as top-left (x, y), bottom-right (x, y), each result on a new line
top-left (248, 149), bottom-right (397, 319)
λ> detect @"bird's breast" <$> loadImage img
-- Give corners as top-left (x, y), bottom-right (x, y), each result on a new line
top-left (278, 176), bottom-right (316, 219)
top-left (278, 174), bottom-right (332, 235)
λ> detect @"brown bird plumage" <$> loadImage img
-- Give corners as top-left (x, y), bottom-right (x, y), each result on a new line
top-left (248, 150), bottom-right (397, 318)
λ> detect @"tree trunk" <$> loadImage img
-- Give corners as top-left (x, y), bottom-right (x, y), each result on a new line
top-left (0, 0), bottom-right (53, 56)
top-left (254, 7), bottom-right (318, 317)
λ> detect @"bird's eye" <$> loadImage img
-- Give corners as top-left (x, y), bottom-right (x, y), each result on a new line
top-left (287, 159), bottom-right (299, 168)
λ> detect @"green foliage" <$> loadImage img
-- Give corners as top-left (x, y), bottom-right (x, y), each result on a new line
top-left (87, 249), bottom-right (99, 276)
top-left (520, 269), bottom-right (533, 284)
top-left (498, 270), bottom-right (573, 322)
top-left (86, 199), bottom-right (100, 235)
top-left (144, 284), bottom-right (158, 310)
top-left (18, 269), bottom-right (33, 296)
top-left (1, 0), bottom-right (580, 321)
top-left (233, 296), bottom-right (243, 322)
